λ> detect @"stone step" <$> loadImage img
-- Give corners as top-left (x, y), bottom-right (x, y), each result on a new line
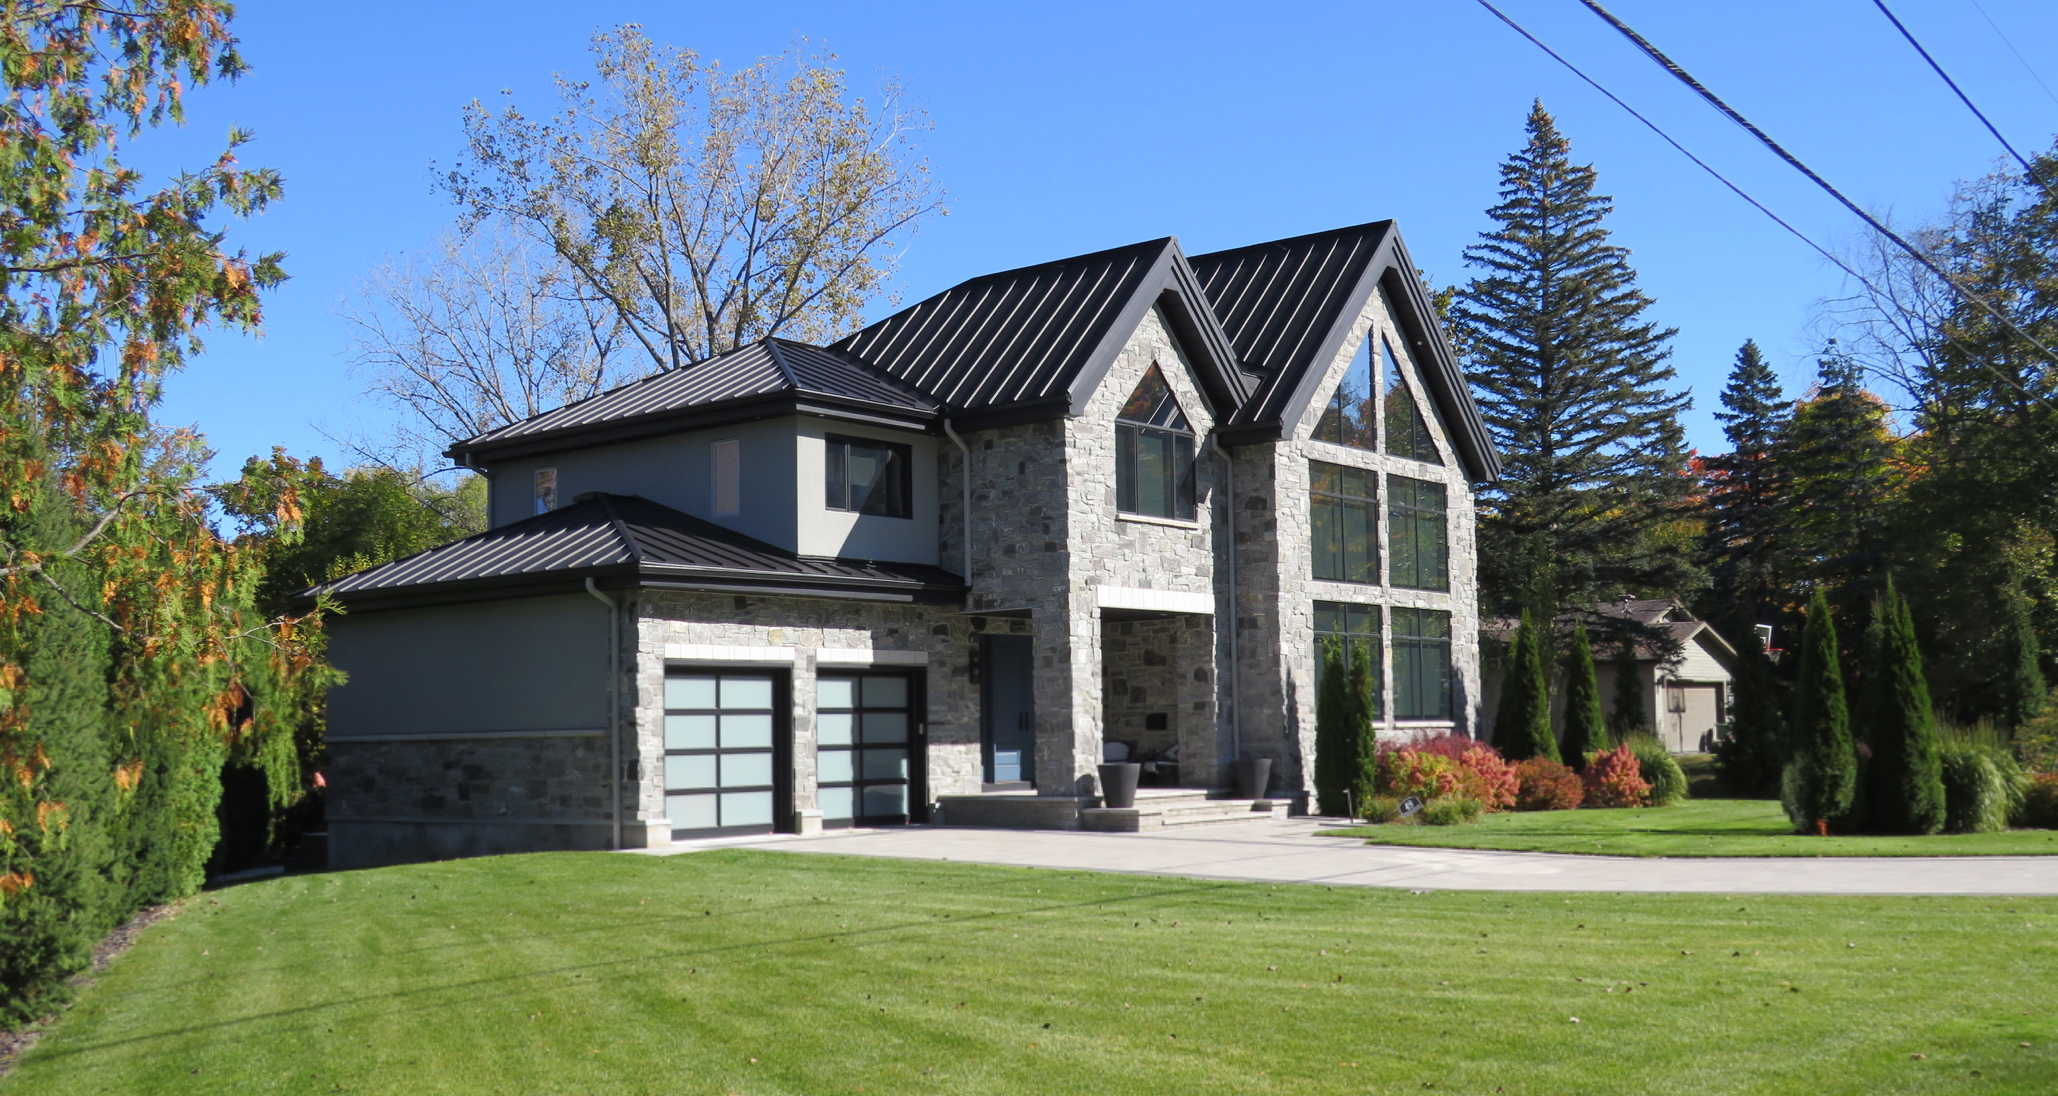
top-left (1078, 797), bottom-right (1287, 833)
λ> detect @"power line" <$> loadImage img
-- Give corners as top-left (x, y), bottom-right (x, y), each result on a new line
top-left (1870, 0), bottom-right (2051, 192)
top-left (1965, 0), bottom-right (2058, 112)
top-left (1569, 0), bottom-right (2058, 386)
top-left (1468, 0), bottom-right (2057, 416)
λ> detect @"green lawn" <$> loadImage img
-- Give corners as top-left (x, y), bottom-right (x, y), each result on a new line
top-left (1325, 799), bottom-right (2058, 857)
top-left (7, 851), bottom-right (2057, 1094)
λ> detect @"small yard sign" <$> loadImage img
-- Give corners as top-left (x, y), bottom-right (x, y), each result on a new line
top-left (1399, 796), bottom-right (1424, 818)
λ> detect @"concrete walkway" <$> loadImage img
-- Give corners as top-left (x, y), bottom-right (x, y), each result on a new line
top-left (637, 818), bottom-right (2058, 896)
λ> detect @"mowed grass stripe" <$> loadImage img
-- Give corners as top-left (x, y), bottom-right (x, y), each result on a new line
top-left (8, 849), bottom-right (2055, 1094)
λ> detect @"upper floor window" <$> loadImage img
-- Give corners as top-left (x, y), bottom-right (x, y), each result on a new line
top-left (533, 468), bottom-right (558, 514)
top-left (825, 434), bottom-right (912, 518)
top-left (1389, 475), bottom-right (1449, 591)
top-left (711, 439), bottom-right (740, 516)
top-left (1310, 460), bottom-right (1378, 585)
top-left (1314, 337), bottom-right (1375, 450)
top-left (1116, 366), bottom-right (1196, 521)
top-left (1383, 338), bottom-right (1442, 464)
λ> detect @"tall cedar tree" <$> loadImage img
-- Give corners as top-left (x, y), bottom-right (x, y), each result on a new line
top-left (1698, 339), bottom-right (1792, 633)
top-left (1558, 625), bottom-right (1607, 766)
top-left (1777, 348), bottom-right (1900, 618)
top-left (1714, 624), bottom-right (1786, 797)
top-left (1495, 613), bottom-right (1558, 762)
top-left (1608, 643), bottom-right (1647, 741)
top-left (1314, 639), bottom-right (1375, 816)
top-left (1782, 589), bottom-right (1859, 834)
top-left (1452, 102), bottom-right (1695, 623)
top-left (2004, 584), bottom-right (2048, 729)
top-left (1862, 582), bottom-right (1946, 834)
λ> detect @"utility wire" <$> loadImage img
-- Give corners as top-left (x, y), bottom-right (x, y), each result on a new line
top-left (1965, 0), bottom-right (2058, 112)
top-left (1470, 0), bottom-right (2057, 415)
top-left (1871, 0), bottom-right (2051, 192)
top-left (1569, 0), bottom-right (2058, 386)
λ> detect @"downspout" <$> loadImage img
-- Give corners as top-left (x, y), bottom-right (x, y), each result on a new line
top-left (585, 577), bottom-right (621, 851)
top-left (1207, 434), bottom-right (1240, 762)
top-left (942, 417), bottom-right (972, 582)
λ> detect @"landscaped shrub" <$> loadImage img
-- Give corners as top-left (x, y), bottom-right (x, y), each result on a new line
top-left (1559, 625), bottom-right (1608, 764)
top-left (1582, 745), bottom-right (1651, 808)
top-left (1626, 738), bottom-right (1688, 807)
top-left (1314, 638), bottom-right (1376, 817)
top-left (1715, 625), bottom-right (1785, 797)
top-left (1512, 757), bottom-right (1584, 811)
top-left (1358, 795), bottom-right (1405, 824)
top-left (2024, 774), bottom-right (2058, 829)
top-left (1418, 796), bottom-right (1484, 826)
top-left (1938, 743), bottom-right (2011, 834)
top-left (1374, 748), bottom-right (1463, 803)
top-left (1783, 588), bottom-right (1858, 835)
top-left (1859, 582), bottom-right (1945, 835)
top-left (1374, 738), bottom-right (1519, 812)
top-left (1495, 613), bottom-right (1558, 762)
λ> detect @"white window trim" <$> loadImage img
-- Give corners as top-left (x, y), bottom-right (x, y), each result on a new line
top-left (710, 438), bottom-right (741, 516)
top-left (1115, 511), bottom-right (1202, 530)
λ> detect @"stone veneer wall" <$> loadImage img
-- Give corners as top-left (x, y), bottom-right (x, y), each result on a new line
top-left (1231, 284), bottom-right (1484, 802)
top-left (325, 733), bottom-right (614, 866)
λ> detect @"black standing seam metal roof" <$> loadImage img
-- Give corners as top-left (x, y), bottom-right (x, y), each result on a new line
top-left (450, 338), bottom-right (938, 462)
top-left (1189, 222), bottom-right (1501, 483)
top-left (296, 493), bottom-right (965, 610)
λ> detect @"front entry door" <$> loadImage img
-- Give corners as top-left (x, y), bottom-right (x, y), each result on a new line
top-left (982, 634), bottom-right (1035, 785)
top-left (817, 672), bottom-right (923, 827)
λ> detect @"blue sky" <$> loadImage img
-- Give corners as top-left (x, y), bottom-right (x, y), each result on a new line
top-left (147, 0), bottom-right (2058, 478)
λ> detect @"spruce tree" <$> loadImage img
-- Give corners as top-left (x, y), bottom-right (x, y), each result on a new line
top-left (1783, 588), bottom-right (1859, 834)
top-left (1452, 101), bottom-right (1695, 618)
top-left (1699, 339), bottom-right (1792, 634)
top-left (1559, 625), bottom-right (1606, 766)
top-left (1714, 624), bottom-right (1786, 798)
top-left (1495, 613), bottom-right (1558, 762)
top-left (1314, 639), bottom-right (1370, 817)
top-left (1862, 582), bottom-right (1946, 834)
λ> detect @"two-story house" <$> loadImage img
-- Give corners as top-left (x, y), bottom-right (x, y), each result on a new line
top-left (308, 220), bottom-right (1501, 867)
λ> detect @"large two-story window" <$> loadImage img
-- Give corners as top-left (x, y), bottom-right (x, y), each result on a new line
top-left (1310, 461), bottom-right (1379, 584)
top-left (1116, 366), bottom-right (1197, 521)
top-left (1314, 337), bottom-right (1376, 450)
top-left (1388, 475), bottom-right (1449, 591)
top-left (1392, 607), bottom-right (1452, 720)
top-left (825, 434), bottom-right (912, 518)
top-left (1313, 600), bottom-right (1382, 717)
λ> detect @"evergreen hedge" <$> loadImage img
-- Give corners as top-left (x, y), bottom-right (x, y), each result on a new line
top-left (1860, 583), bottom-right (1946, 835)
top-left (1715, 624), bottom-right (1785, 797)
top-left (1314, 639), bottom-right (1375, 817)
top-left (1781, 588), bottom-right (1859, 835)
top-left (1627, 738), bottom-right (1689, 807)
top-left (1558, 625), bottom-right (1607, 766)
top-left (1495, 613), bottom-right (1558, 762)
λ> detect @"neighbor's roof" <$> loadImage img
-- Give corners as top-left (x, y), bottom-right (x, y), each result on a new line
top-left (295, 493), bottom-right (965, 611)
top-left (1189, 221), bottom-right (1500, 482)
top-left (832, 236), bottom-right (1248, 425)
top-left (1484, 599), bottom-right (1739, 665)
top-left (451, 338), bottom-right (938, 463)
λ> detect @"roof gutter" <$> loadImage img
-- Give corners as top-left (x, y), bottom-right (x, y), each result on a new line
top-left (941, 416), bottom-right (972, 584)
top-left (1206, 433), bottom-right (1240, 764)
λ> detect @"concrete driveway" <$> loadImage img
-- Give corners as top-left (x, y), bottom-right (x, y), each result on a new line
top-left (637, 818), bottom-right (2058, 896)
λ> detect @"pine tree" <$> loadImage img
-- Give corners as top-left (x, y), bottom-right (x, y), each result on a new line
top-left (1782, 588), bottom-right (1859, 834)
top-left (1452, 100), bottom-right (1696, 618)
top-left (1607, 644), bottom-right (1646, 743)
top-left (1559, 625), bottom-right (1606, 766)
top-left (1699, 339), bottom-right (1792, 633)
top-left (1495, 613), bottom-right (1558, 762)
top-left (1862, 582), bottom-right (1946, 834)
top-left (1314, 639), bottom-right (1372, 817)
top-left (1715, 624), bottom-right (1786, 797)
top-left (1778, 346), bottom-right (1900, 614)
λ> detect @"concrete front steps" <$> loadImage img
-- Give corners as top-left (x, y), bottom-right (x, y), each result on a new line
top-left (936, 787), bottom-right (1288, 832)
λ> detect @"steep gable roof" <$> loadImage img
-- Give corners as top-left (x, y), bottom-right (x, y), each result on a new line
top-left (1189, 222), bottom-right (1501, 482)
top-left (833, 237), bottom-right (1248, 427)
top-left (296, 493), bottom-right (964, 610)
top-left (449, 339), bottom-right (937, 464)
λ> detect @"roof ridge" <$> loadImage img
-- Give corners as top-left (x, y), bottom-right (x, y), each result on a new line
top-left (911, 235), bottom-right (1176, 296)
top-left (1187, 219), bottom-right (1394, 263)
top-left (591, 493), bottom-right (646, 565)
top-left (762, 338), bottom-right (802, 390)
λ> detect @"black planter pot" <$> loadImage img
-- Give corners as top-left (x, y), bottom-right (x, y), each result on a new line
top-left (1233, 758), bottom-right (1273, 801)
top-left (1098, 763), bottom-right (1142, 809)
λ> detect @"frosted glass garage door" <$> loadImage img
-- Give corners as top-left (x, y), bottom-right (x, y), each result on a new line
top-left (816, 673), bottom-right (916, 826)
top-left (665, 672), bottom-right (780, 837)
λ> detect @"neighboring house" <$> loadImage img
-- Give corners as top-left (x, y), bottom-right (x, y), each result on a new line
top-left (1481, 599), bottom-right (1739, 754)
top-left (306, 221), bottom-right (1501, 867)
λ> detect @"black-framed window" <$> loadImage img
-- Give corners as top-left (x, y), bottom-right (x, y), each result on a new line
top-left (1315, 337), bottom-right (1376, 450)
top-left (1116, 365), bottom-right (1197, 521)
top-left (816, 673), bottom-right (919, 826)
top-left (664, 671), bottom-right (784, 837)
top-left (1310, 461), bottom-right (1379, 585)
top-left (1393, 607), bottom-right (1453, 720)
top-left (1313, 600), bottom-right (1382, 718)
top-left (825, 434), bottom-right (913, 518)
top-left (1383, 338), bottom-right (1442, 464)
top-left (1389, 475), bottom-right (1449, 591)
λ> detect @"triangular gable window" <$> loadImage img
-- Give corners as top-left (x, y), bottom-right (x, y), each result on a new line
top-left (1116, 365), bottom-right (1196, 520)
top-left (1313, 337), bottom-right (1375, 450)
top-left (1383, 338), bottom-right (1441, 465)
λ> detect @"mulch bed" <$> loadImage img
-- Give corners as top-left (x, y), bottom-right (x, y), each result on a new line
top-left (0, 902), bottom-right (180, 1078)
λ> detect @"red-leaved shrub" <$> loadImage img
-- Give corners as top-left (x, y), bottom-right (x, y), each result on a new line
top-left (1375, 748), bottom-right (1464, 802)
top-left (1512, 757), bottom-right (1583, 811)
top-left (2025, 773), bottom-right (2058, 830)
top-left (1456, 746), bottom-right (1518, 811)
top-left (1582, 745), bottom-right (1651, 808)
top-left (1377, 736), bottom-right (1517, 812)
